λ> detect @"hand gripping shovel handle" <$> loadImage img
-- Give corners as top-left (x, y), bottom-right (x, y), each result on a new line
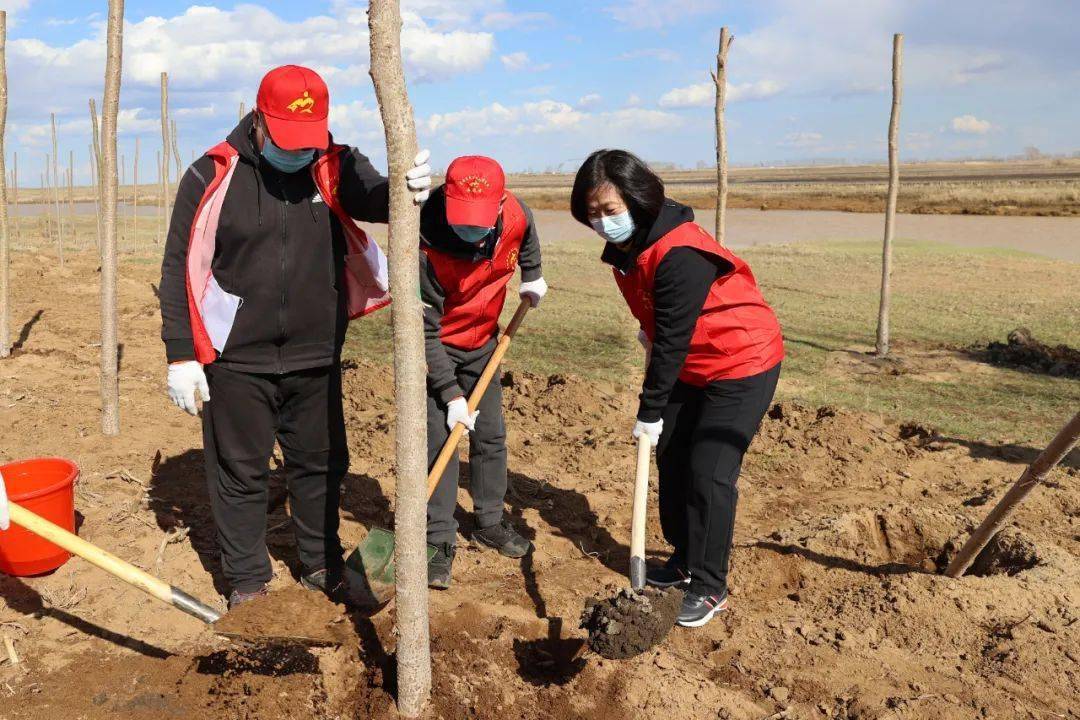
top-left (630, 435), bottom-right (651, 591)
top-left (7, 501), bottom-right (222, 624)
top-left (425, 298), bottom-right (532, 499)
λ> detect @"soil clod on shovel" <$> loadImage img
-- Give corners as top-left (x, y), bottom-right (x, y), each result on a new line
top-left (580, 586), bottom-right (682, 659)
top-left (212, 587), bottom-right (351, 647)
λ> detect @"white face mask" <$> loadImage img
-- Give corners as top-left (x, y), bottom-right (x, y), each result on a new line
top-left (590, 210), bottom-right (635, 244)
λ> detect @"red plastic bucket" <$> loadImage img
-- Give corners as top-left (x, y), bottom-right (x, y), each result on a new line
top-left (0, 457), bottom-right (79, 576)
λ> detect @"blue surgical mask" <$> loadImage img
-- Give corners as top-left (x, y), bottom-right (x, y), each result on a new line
top-left (451, 224), bottom-right (494, 244)
top-left (261, 138), bottom-right (315, 174)
top-left (591, 210), bottom-right (635, 245)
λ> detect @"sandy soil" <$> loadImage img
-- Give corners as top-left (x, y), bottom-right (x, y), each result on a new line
top-left (0, 252), bottom-right (1078, 719)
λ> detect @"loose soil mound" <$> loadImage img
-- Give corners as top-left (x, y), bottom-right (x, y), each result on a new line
top-left (977, 326), bottom-right (1080, 377)
top-left (2, 255), bottom-right (1078, 718)
top-left (580, 586), bottom-right (682, 659)
top-left (211, 587), bottom-right (353, 646)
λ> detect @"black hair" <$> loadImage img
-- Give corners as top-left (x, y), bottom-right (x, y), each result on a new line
top-left (570, 149), bottom-right (665, 230)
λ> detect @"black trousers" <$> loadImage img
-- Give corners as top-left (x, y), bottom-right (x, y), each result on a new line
top-left (202, 363), bottom-right (348, 594)
top-left (656, 363), bottom-right (780, 596)
top-left (426, 350), bottom-right (507, 546)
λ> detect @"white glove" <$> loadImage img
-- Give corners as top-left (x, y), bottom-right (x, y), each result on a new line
top-left (407, 149), bottom-right (432, 204)
top-left (0, 470), bottom-right (9, 531)
top-left (446, 396), bottom-right (478, 433)
top-left (168, 361), bottom-right (210, 416)
top-left (632, 419), bottom-right (663, 447)
top-left (519, 277), bottom-right (548, 308)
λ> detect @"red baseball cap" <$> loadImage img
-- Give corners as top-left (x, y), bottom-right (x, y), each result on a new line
top-left (256, 65), bottom-right (330, 151)
top-left (445, 156), bottom-right (506, 228)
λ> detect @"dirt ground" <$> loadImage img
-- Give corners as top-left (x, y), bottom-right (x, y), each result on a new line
top-left (0, 252), bottom-right (1078, 720)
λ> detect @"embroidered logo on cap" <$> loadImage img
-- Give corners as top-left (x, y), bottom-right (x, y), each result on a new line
top-left (458, 174), bottom-right (490, 196)
top-left (287, 91), bottom-right (315, 114)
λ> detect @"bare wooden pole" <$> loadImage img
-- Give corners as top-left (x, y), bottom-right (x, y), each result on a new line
top-left (100, 0), bottom-right (124, 436)
top-left (160, 72), bottom-right (170, 242)
top-left (50, 113), bottom-right (64, 264)
top-left (132, 136), bottom-right (138, 252)
top-left (946, 412), bottom-right (1080, 577)
top-left (368, 0), bottom-right (430, 715)
top-left (875, 34), bottom-right (902, 357)
top-left (170, 117), bottom-right (181, 183)
top-left (90, 99), bottom-right (103, 248)
top-left (711, 26), bottom-right (733, 245)
top-left (0, 10), bottom-right (9, 358)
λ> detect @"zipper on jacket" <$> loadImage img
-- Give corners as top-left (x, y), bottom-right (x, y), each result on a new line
top-left (278, 175), bottom-right (288, 374)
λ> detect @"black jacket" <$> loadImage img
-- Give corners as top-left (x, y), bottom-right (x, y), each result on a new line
top-left (159, 115), bottom-right (390, 373)
top-left (419, 185), bottom-right (543, 404)
top-left (602, 200), bottom-right (731, 422)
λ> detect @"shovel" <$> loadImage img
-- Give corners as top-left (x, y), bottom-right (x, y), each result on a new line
top-left (581, 435), bottom-right (680, 659)
top-left (5, 500), bottom-right (336, 646)
top-left (346, 298), bottom-right (532, 605)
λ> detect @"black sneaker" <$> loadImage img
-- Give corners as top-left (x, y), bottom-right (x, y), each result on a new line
top-left (647, 558), bottom-right (691, 589)
top-left (300, 568), bottom-right (350, 603)
top-left (428, 543), bottom-right (455, 590)
top-left (676, 589), bottom-right (729, 628)
top-left (472, 519), bottom-right (532, 558)
top-left (227, 584), bottom-right (269, 610)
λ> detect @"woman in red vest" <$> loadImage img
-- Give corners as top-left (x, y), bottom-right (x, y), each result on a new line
top-left (571, 149), bottom-right (783, 628)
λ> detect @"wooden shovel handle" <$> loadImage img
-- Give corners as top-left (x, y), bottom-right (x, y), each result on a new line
top-left (426, 298), bottom-right (532, 499)
top-left (8, 502), bottom-right (221, 624)
top-left (630, 434), bottom-right (651, 590)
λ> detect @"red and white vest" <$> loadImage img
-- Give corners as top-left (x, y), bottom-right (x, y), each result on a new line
top-left (422, 192), bottom-right (527, 350)
top-left (614, 221), bottom-right (784, 385)
top-left (185, 141), bottom-right (390, 364)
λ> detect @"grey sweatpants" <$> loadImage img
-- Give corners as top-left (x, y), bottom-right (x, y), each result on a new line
top-left (426, 347), bottom-right (507, 546)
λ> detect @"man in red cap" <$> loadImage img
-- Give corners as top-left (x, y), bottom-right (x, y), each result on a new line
top-left (419, 155), bottom-right (547, 588)
top-left (158, 65), bottom-right (431, 608)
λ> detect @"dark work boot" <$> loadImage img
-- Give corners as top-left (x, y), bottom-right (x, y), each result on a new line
top-left (428, 543), bottom-right (455, 590)
top-left (647, 555), bottom-right (691, 589)
top-left (472, 519), bottom-right (532, 558)
top-left (227, 584), bottom-right (269, 610)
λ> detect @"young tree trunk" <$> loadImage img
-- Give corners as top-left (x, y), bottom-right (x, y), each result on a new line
top-left (945, 412), bottom-right (1080, 577)
top-left (170, 118), bottom-right (181, 182)
top-left (50, 113), bottom-right (64, 266)
top-left (711, 26), bottom-right (733, 245)
top-left (90, 99), bottom-right (103, 248)
top-left (0, 10), bottom-right (9, 358)
top-left (160, 72), bottom-right (170, 242)
top-left (875, 34), bottom-right (902, 357)
top-left (99, 0), bottom-right (124, 436)
top-left (133, 137), bottom-right (139, 252)
top-left (367, 0), bottom-right (431, 715)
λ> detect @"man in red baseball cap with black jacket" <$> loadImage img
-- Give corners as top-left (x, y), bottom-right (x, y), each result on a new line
top-left (420, 155), bottom-right (547, 589)
top-left (158, 65), bottom-right (431, 608)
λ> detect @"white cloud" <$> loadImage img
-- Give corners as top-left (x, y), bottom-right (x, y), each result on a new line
top-left (500, 51), bottom-right (550, 72)
top-left (329, 100), bottom-right (385, 143)
top-left (604, 0), bottom-right (718, 29)
top-left (578, 93), bottom-right (603, 110)
top-left (658, 79), bottom-right (783, 108)
top-left (950, 114), bottom-right (993, 134)
top-left (423, 100), bottom-right (585, 138)
top-left (626, 94), bottom-right (642, 107)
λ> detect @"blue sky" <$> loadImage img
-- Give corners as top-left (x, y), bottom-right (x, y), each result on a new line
top-left (4, 0), bottom-right (1079, 183)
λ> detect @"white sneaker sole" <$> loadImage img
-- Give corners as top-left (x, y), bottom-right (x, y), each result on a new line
top-left (676, 597), bottom-right (728, 628)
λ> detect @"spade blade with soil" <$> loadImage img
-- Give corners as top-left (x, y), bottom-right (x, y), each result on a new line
top-left (582, 436), bottom-right (680, 659)
top-left (6, 499), bottom-right (339, 646)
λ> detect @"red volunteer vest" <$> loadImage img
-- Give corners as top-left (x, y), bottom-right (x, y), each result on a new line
top-left (185, 141), bottom-right (390, 364)
top-left (423, 192), bottom-right (527, 350)
top-left (614, 221), bottom-right (784, 385)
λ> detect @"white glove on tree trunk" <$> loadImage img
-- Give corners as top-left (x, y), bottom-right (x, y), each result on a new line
top-left (519, 277), bottom-right (548, 308)
top-left (446, 396), bottom-right (479, 433)
top-left (632, 418), bottom-right (663, 447)
top-left (407, 149), bottom-right (432, 204)
top-left (168, 361), bottom-right (210, 416)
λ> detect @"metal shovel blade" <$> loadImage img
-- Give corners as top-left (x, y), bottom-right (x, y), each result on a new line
top-left (344, 528), bottom-right (437, 609)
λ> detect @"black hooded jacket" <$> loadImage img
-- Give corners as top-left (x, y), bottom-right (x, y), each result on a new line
top-left (602, 199), bottom-right (732, 422)
top-left (159, 114), bottom-right (390, 374)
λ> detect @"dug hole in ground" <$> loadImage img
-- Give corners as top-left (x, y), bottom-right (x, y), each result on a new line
top-left (0, 253), bottom-right (1077, 720)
